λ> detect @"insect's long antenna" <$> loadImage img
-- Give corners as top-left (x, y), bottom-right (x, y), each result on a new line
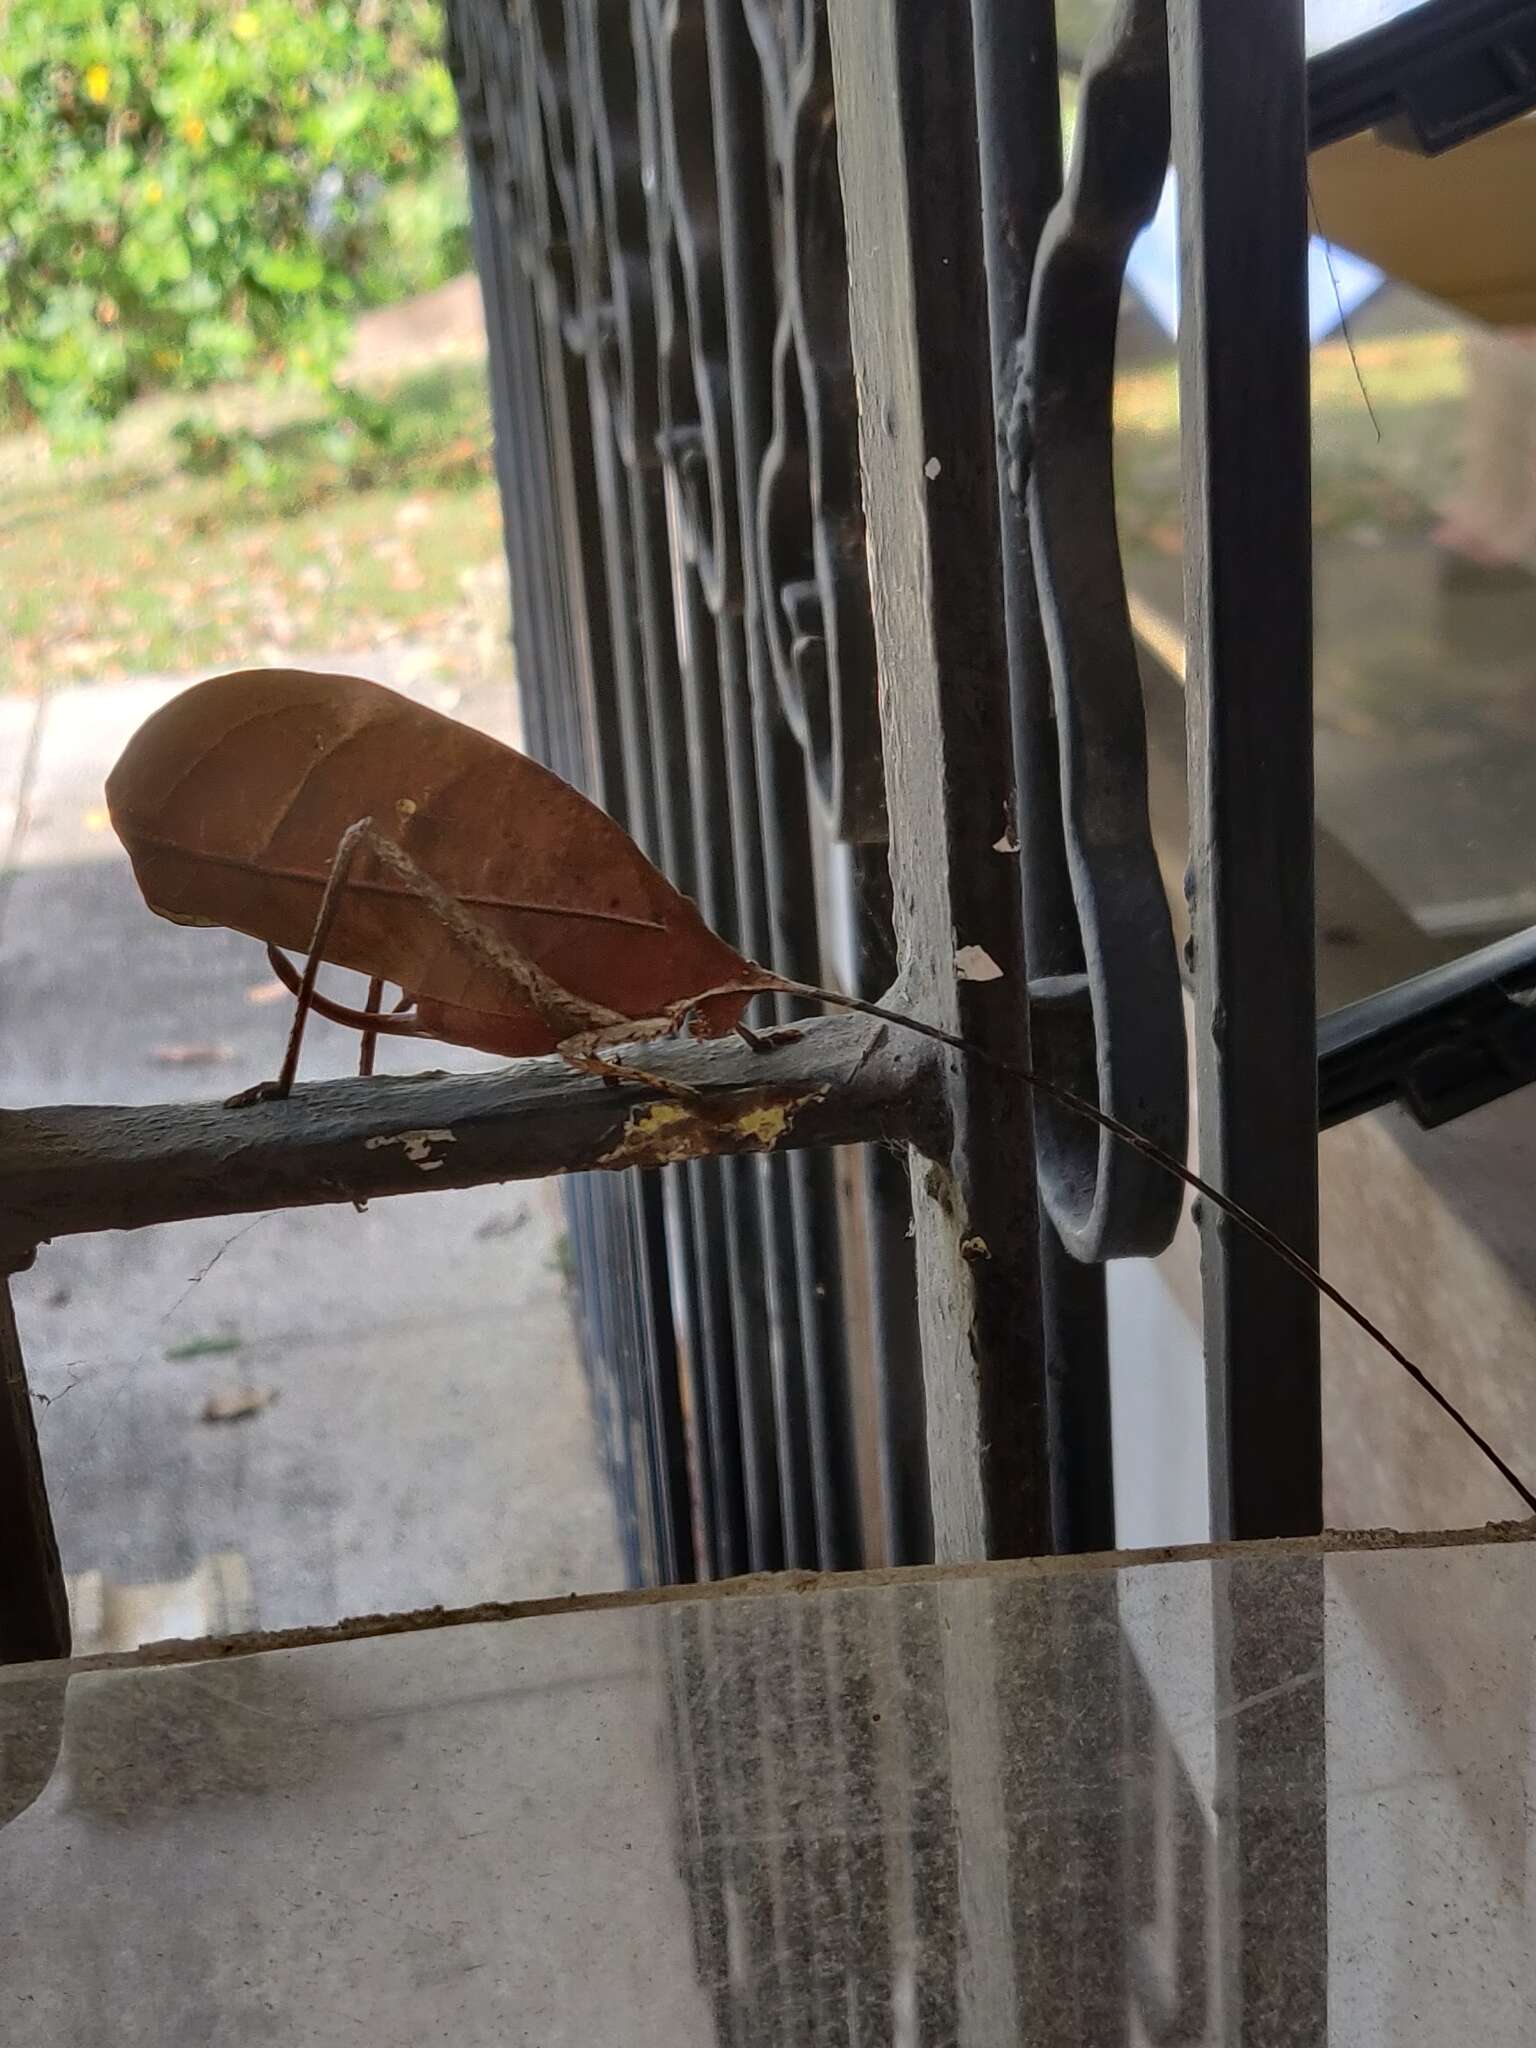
top-left (681, 972), bottom-right (1536, 1517)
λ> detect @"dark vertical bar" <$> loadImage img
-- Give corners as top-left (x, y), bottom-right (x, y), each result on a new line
top-left (785, 1148), bottom-right (860, 1570)
top-left (561, 346), bottom-right (697, 1589)
top-left (632, 1173), bottom-right (697, 1583)
top-left (457, 6), bottom-right (698, 1585)
top-left (1169, 0), bottom-right (1322, 1541)
top-left (970, 0), bottom-right (1115, 1557)
top-left (1171, 7), bottom-right (1328, 2038)
top-left (703, 0), bottom-right (863, 1573)
top-left (859, 1144), bottom-right (927, 1564)
top-left (1, 1280), bottom-right (70, 1663)
top-left (464, 25), bottom-right (646, 1588)
top-left (608, 363), bottom-right (749, 1577)
top-left (462, 114), bottom-right (561, 759)
top-left (1039, 1254), bottom-right (1113, 1553)
top-left (663, 509), bottom-right (785, 1575)
top-left (545, 363), bottom-right (681, 1577)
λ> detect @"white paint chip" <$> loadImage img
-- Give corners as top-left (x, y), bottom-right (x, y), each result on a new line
top-left (923, 456), bottom-right (942, 480)
top-left (954, 944), bottom-right (1004, 983)
top-left (364, 1127), bottom-right (456, 1173)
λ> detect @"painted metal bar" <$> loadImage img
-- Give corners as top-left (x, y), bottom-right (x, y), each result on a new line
top-left (1170, 0), bottom-right (1323, 1543)
top-left (0, 1282), bottom-right (70, 1665)
top-left (1170, 6), bottom-right (1330, 2040)
top-left (969, 0), bottom-right (1118, 1557)
top-left (703, 0), bottom-right (867, 1572)
top-left (850, 843), bottom-right (929, 1567)
top-left (462, 3), bottom-right (698, 1585)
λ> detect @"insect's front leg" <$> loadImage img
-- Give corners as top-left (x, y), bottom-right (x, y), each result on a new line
top-left (226, 817), bottom-right (378, 1106)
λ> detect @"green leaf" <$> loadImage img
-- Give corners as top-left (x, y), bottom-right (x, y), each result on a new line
top-left (250, 245), bottom-right (324, 295)
top-left (0, 0), bottom-right (468, 450)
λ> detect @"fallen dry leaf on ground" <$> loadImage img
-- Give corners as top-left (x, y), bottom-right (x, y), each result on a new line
top-left (149, 1042), bottom-right (235, 1066)
top-left (201, 1386), bottom-right (278, 1424)
top-left (165, 1332), bottom-right (243, 1362)
top-left (475, 1209), bottom-right (529, 1240)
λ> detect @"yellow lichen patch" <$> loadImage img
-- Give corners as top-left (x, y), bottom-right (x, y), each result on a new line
top-left (599, 1102), bottom-right (695, 1166)
top-left (734, 1102), bottom-right (795, 1149)
top-left (597, 1093), bottom-right (818, 1170)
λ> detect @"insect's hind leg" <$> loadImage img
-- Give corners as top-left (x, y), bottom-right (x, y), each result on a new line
top-left (226, 816), bottom-right (376, 1106)
top-left (358, 977), bottom-right (386, 1078)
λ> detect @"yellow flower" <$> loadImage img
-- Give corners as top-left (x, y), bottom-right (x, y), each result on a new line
top-left (181, 114), bottom-right (206, 146)
top-left (232, 9), bottom-right (259, 40)
top-left (83, 63), bottom-right (111, 103)
top-left (142, 177), bottom-right (163, 205)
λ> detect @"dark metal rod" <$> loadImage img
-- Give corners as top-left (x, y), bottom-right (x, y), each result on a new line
top-left (632, 1171), bottom-right (697, 1584)
top-left (1039, 1248), bottom-right (1115, 1555)
top-left (0, 1281), bottom-right (71, 1664)
top-left (850, 841), bottom-right (930, 1567)
top-left (703, 0), bottom-right (860, 1573)
top-left (1318, 923), bottom-right (1536, 1131)
top-left (666, 528), bottom-right (784, 1575)
top-left (463, 42), bottom-right (691, 1586)
top-left (1171, 0), bottom-right (1323, 1543)
top-left (1306, 0), bottom-right (1536, 153)
top-left (970, 0), bottom-right (1115, 1556)
top-left (621, 446), bottom-right (748, 1574)
top-left (472, 28), bottom-right (697, 1587)
top-left (860, 1140), bottom-right (930, 1566)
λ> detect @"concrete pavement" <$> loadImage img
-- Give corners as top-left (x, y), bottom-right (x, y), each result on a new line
top-left (0, 655), bottom-right (623, 1645)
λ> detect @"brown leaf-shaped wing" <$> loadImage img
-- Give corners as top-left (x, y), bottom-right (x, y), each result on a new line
top-left (106, 668), bottom-right (760, 1055)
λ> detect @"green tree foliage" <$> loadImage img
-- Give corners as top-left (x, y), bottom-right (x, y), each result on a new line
top-left (0, 1), bottom-right (467, 446)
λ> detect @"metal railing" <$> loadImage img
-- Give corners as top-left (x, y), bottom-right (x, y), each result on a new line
top-left (435, 0), bottom-right (1317, 1577)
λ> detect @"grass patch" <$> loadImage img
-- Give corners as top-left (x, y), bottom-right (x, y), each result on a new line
top-left (1, 358), bottom-right (502, 692)
top-left (1113, 326), bottom-right (1469, 557)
